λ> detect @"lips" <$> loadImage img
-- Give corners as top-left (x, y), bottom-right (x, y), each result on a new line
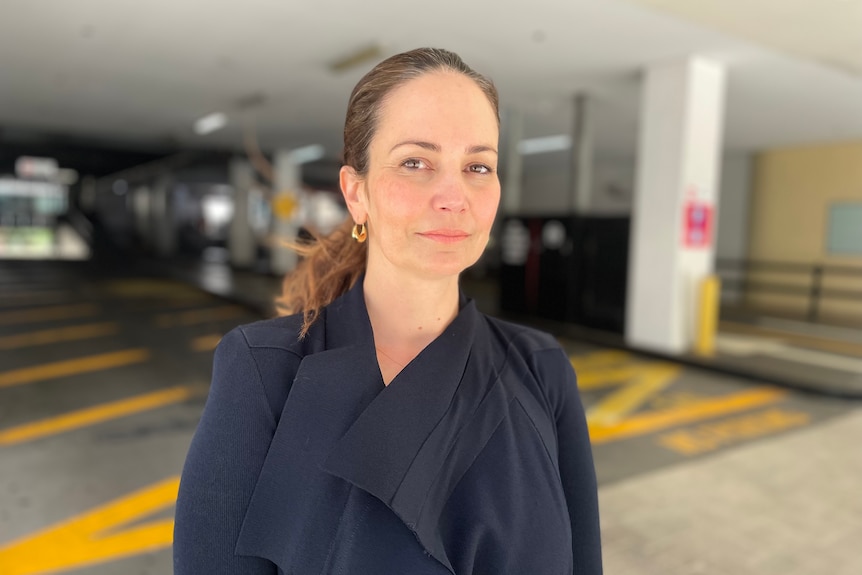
top-left (418, 229), bottom-right (470, 244)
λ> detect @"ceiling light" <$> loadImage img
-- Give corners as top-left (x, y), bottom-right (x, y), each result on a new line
top-left (329, 43), bottom-right (384, 73)
top-left (289, 144), bottom-right (326, 164)
top-left (194, 112), bottom-right (228, 135)
top-left (518, 135), bottom-right (571, 155)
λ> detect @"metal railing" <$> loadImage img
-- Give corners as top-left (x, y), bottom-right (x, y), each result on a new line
top-left (716, 259), bottom-right (862, 322)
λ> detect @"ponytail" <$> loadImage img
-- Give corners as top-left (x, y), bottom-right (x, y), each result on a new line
top-left (275, 218), bottom-right (366, 338)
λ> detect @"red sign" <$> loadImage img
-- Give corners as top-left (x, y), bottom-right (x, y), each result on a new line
top-left (683, 201), bottom-right (713, 248)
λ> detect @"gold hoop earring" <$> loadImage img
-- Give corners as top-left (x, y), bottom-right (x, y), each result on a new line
top-left (351, 223), bottom-right (367, 243)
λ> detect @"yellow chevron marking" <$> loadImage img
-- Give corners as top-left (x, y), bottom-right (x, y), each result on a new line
top-left (0, 477), bottom-right (179, 575)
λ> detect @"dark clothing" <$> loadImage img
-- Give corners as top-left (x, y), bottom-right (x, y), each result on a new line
top-left (173, 280), bottom-right (602, 574)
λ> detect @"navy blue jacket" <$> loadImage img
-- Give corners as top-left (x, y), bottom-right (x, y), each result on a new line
top-left (174, 280), bottom-right (602, 574)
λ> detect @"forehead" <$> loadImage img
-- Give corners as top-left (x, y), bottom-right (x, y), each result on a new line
top-left (373, 71), bottom-right (498, 145)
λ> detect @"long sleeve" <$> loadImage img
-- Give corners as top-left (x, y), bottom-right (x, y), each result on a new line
top-left (534, 347), bottom-right (603, 574)
top-left (173, 327), bottom-right (278, 575)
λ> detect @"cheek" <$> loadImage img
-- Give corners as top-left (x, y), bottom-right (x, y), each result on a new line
top-left (474, 187), bottom-right (501, 231)
top-left (372, 177), bottom-right (422, 222)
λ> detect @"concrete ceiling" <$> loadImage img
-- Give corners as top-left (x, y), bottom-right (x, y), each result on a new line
top-left (629, 0), bottom-right (862, 77)
top-left (1, 0), bottom-right (861, 158)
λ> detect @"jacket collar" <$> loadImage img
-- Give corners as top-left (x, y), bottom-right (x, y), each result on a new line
top-left (320, 276), bottom-right (477, 499)
top-left (237, 277), bottom-right (489, 573)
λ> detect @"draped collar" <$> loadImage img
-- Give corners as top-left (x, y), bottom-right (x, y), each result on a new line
top-left (236, 278), bottom-right (507, 574)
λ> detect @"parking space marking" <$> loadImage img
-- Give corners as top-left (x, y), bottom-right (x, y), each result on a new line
top-left (0, 291), bottom-right (67, 308)
top-left (588, 387), bottom-right (786, 444)
top-left (0, 322), bottom-right (118, 350)
top-left (0, 477), bottom-right (178, 575)
top-left (0, 349), bottom-right (150, 389)
top-left (586, 363), bottom-right (681, 426)
top-left (0, 386), bottom-right (195, 446)
top-left (656, 408), bottom-right (811, 456)
top-left (571, 350), bottom-right (631, 370)
top-left (154, 305), bottom-right (246, 328)
top-left (0, 304), bottom-right (99, 326)
top-left (190, 333), bottom-right (222, 352)
top-left (577, 364), bottom-right (649, 390)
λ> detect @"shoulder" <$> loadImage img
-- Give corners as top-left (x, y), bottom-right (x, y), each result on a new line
top-left (228, 313), bottom-right (315, 354)
top-left (481, 314), bottom-right (575, 415)
top-left (214, 312), bottom-right (323, 423)
top-left (482, 314), bottom-right (563, 358)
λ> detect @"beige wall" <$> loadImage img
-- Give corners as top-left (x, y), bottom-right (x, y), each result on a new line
top-left (748, 143), bottom-right (862, 321)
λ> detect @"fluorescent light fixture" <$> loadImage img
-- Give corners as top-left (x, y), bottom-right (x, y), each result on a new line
top-left (289, 144), bottom-right (326, 164)
top-left (329, 44), bottom-right (384, 73)
top-left (194, 112), bottom-right (228, 135)
top-left (518, 135), bottom-right (571, 155)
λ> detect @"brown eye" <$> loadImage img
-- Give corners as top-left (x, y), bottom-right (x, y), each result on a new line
top-left (402, 159), bottom-right (427, 169)
top-left (469, 164), bottom-right (492, 174)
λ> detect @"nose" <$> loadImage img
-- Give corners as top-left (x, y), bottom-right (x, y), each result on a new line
top-left (432, 172), bottom-right (468, 213)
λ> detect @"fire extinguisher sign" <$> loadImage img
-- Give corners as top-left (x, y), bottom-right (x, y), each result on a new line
top-left (682, 199), bottom-right (713, 249)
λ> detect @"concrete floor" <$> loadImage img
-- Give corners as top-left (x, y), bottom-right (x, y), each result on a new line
top-left (0, 260), bottom-right (859, 574)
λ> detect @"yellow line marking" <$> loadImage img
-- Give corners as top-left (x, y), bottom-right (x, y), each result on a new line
top-left (0, 323), bottom-right (119, 350)
top-left (0, 304), bottom-right (98, 326)
top-left (0, 290), bottom-right (64, 298)
top-left (154, 305), bottom-right (245, 327)
top-left (656, 408), bottom-right (811, 456)
top-left (190, 333), bottom-right (222, 352)
top-left (0, 291), bottom-right (66, 306)
top-left (586, 363), bottom-right (681, 426)
top-left (0, 349), bottom-right (150, 389)
top-left (570, 350), bottom-right (631, 370)
top-left (0, 477), bottom-right (179, 575)
top-left (577, 365), bottom-right (650, 390)
top-left (0, 386), bottom-right (194, 446)
top-left (588, 387), bottom-right (786, 444)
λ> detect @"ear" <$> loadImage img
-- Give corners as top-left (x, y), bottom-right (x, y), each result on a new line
top-left (340, 165), bottom-right (368, 224)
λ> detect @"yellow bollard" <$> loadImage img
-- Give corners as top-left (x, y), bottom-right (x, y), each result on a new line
top-left (695, 275), bottom-right (721, 357)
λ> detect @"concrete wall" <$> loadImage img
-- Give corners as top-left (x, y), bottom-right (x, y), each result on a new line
top-left (520, 152), bottom-right (635, 215)
top-left (747, 142), bottom-right (862, 320)
top-left (520, 151), bottom-right (751, 233)
top-left (715, 154), bottom-right (752, 263)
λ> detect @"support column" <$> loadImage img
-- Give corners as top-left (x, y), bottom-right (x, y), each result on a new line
top-left (501, 108), bottom-right (524, 215)
top-left (569, 93), bottom-right (593, 213)
top-left (626, 57), bottom-right (726, 354)
top-left (269, 150), bottom-right (301, 275)
top-left (228, 158), bottom-right (257, 268)
top-left (150, 176), bottom-right (177, 258)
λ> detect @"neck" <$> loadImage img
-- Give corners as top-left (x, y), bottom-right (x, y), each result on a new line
top-left (363, 266), bottom-right (460, 351)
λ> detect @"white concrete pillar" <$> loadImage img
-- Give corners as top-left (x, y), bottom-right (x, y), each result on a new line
top-left (270, 150), bottom-right (301, 275)
top-left (626, 57), bottom-right (726, 354)
top-left (502, 108), bottom-right (524, 215)
top-left (150, 176), bottom-right (177, 258)
top-left (569, 93), bottom-right (593, 213)
top-left (132, 185), bottom-right (151, 243)
top-left (228, 158), bottom-right (257, 268)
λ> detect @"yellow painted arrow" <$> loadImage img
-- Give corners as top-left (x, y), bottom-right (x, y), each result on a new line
top-left (0, 477), bottom-right (179, 575)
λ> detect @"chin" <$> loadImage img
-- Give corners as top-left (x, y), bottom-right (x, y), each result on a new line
top-left (418, 254), bottom-right (480, 279)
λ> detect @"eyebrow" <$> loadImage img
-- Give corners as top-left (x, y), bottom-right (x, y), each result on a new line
top-left (389, 140), bottom-right (498, 155)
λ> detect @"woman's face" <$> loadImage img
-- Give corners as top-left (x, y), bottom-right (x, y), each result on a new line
top-left (341, 71), bottom-right (500, 281)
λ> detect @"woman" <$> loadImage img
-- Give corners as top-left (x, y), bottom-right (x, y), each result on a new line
top-left (174, 47), bottom-right (602, 575)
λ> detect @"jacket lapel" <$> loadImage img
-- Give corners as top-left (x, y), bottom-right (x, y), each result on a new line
top-left (320, 293), bottom-right (476, 501)
top-left (322, 294), bottom-right (514, 573)
top-left (237, 279), bottom-right (513, 574)
top-left (235, 282), bottom-right (385, 572)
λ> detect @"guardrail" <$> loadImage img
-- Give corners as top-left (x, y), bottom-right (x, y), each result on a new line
top-left (716, 259), bottom-right (862, 322)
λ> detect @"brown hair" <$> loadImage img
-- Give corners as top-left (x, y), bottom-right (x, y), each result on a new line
top-left (276, 47), bottom-right (499, 336)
